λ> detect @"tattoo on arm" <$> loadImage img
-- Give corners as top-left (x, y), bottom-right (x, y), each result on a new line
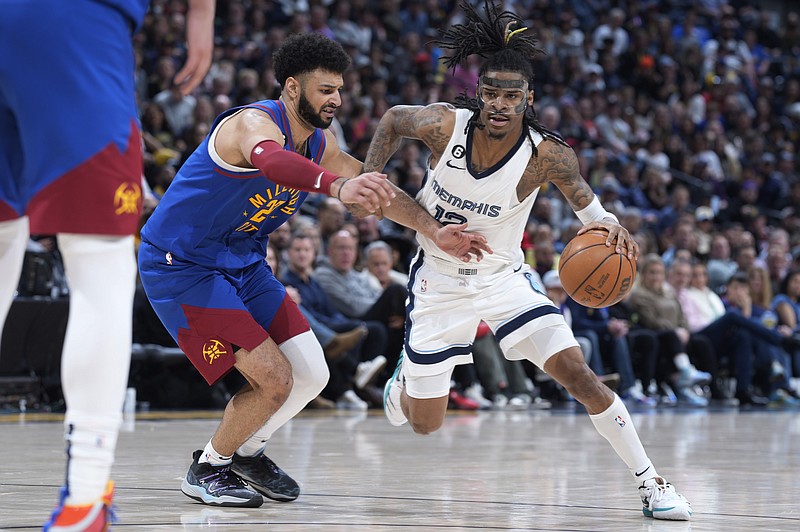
top-left (544, 143), bottom-right (594, 210)
top-left (363, 105), bottom-right (452, 172)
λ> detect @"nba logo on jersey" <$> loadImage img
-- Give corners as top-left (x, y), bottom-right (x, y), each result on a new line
top-left (420, 279), bottom-right (428, 292)
top-left (614, 415), bottom-right (626, 428)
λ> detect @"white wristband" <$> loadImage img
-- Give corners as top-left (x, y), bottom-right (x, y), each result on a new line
top-left (575, 195), bottom-right (618, 225)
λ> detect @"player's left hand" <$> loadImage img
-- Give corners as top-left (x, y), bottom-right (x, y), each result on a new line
top-left (433, 223), bottom-right (493, 263)
top-left (578, 220), bottom-right (639, 260)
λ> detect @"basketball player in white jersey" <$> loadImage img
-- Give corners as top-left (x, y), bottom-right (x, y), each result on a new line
top-left (361, 1), bottom-right (691, 521)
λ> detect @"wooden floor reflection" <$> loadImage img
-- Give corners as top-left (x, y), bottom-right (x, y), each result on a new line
top-left (2, 406), bottom-right (799, 531)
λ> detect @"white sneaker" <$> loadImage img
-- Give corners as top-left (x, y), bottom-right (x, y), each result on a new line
top-left (506, 394), bottom-right (531, 410)
top-left (639, 476), bottom-right (692, 520)
top-left (354, 355), bottom-right (387, 390)
top-left (336, 390), bottom-right (368, 411)
top-left (383, 353), bottom-right (408, 426)
top-left (492, 394), bottom-right (509, 409)
top-left (463, 383), bottom-right (493, 409)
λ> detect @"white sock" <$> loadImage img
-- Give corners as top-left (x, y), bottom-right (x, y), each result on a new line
top-left (236, 331), bottom-right (328, 457)
top-left (0, 217), bottom-right (29, 328)
top-left (58, 234), bottom-right (136, 504)
top-left (63, 413), bottom-right (119, 504)
top-left (589, 394), bottom-right (659, 483)
top-left (236, 442), bottom-right (267, 459)
top-left (199, 440), bottom-right (232, 466)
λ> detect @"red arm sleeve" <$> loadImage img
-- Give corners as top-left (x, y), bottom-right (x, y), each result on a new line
top-left (249, 139), bottom-right (339, 195)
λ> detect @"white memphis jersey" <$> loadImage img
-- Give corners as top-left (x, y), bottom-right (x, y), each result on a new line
top-left (416, 108), bottom-right (543, 271)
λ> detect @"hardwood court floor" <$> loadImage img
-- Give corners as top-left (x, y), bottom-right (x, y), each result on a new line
top-left (1, 406), bottom-right (799, 531)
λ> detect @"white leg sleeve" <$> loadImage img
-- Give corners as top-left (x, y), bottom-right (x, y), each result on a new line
top-left (57, 234), bottom-right (136, 503)
top-left (0, 217), bottom-right (29, 328)
top-left (237, 330), bottom-right (328, 456)
top-left (589, 394), bottom-right (658, 483)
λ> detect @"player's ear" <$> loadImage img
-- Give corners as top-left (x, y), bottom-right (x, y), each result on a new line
top-left (285, 76), bottom-right (300, 99)
top-left (528, 89), bottom-right (535, 106)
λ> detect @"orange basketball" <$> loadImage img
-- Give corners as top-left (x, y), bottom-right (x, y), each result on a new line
top-left (557, 229), bottom-right (636, 308)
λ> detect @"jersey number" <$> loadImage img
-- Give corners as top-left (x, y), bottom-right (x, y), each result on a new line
top-left (433, 205), bottom-right (467, 226)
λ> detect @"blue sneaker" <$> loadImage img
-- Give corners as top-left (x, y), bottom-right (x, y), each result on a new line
top-left (383, 352), bottom-right (408, 426)
top-left (675, 367), bottom-right (711, 388)
top-left (181, 450), bottom-right (263, 507)
top-left (675, 385), bottom-right (708, 407)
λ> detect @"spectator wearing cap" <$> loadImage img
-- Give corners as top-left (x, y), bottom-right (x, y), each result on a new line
top-left (694, 206), bottom-right (715, 257)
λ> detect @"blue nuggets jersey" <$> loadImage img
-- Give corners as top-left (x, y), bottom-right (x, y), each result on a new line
top-left (141, 100), bottom-right (327, 270)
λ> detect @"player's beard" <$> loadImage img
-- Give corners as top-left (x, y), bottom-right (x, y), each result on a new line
top-left (298, 90), bottom-right (333, 129)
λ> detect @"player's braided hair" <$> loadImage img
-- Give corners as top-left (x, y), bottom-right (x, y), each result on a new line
top-left (273, 33), bottom-right (351, 88)
top-left (433, 0), bottom-right (568, 154)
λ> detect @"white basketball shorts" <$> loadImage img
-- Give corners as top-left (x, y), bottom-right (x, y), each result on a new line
top-left (403, 253), bottom-right (579, 399)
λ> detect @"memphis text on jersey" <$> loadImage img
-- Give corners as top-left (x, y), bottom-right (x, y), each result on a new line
top-left (430, 177), bottom-right (501, 217)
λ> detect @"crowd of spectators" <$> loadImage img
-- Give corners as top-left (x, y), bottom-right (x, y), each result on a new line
top-left (22, 0), bottom-right (800, 410)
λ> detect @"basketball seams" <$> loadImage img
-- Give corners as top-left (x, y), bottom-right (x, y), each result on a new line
top-left (558, 242), bottom-right (610, 271)
top-left (558, 230), bottom-right (636, 308)
top-left (567, 252), bottom-right (618, 300)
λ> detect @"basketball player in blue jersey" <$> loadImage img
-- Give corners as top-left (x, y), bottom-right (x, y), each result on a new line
top-left (0, 1), bottom-right (214, 530)
top-left (367, 1), bottom-right (692, 521)
top-left (137, 32), bottom-right (490, 509)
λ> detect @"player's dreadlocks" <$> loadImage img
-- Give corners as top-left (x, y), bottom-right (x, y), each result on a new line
top-left (433, 0), bottom-right (568, 154)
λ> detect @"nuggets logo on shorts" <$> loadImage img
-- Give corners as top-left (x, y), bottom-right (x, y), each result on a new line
top-left (614, 415), bottom-right (626, 428)
top-left (202, 339), bottom-right (228, 364)
top-left (113, 183), bottom-right (142, 215)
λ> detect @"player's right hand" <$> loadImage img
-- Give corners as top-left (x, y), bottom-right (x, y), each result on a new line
top-left (336, 173), bottom-right (395, 214)
top-left (433, 223), bottom-right (493, 263)
top-left (174, 0), bottom-right (215, 95)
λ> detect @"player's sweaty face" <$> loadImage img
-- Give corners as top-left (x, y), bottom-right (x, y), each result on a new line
top-left (297, 70), bottom-right (343, 129)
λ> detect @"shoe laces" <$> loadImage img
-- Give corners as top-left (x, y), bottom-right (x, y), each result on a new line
top-left (257, 454), bottom-right (282, 476)
top-left (198, 464), bottom-right (246, 491)
top-left (642, 477), bottom-right (674, 506)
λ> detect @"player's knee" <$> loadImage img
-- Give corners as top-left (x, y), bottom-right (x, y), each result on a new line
top-left (249, 350), bottom-right (294, 402)
top-left (292, 359), bottom-right (328, 401)
top-left (280, 332), bottom-right (329, 398)
top-left (407, 402), bottom-right (446, 435)
top-left (545, 347), bottom-right (599, 396)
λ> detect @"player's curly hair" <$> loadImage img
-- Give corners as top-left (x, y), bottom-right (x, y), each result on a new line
top-left (273, 33), bottom-right (351, 88)
top-left (432, 0), bottom-right (568, 153)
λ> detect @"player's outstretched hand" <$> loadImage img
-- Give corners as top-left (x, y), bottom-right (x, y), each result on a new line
top-left (174, 0), bottom-right (215, 95)
top-left (578, 220), bottom-right (639, 260)
top-left (337, 173), bottom-right (395, 214)
top-left (433, 223), bottom-right (493, 263)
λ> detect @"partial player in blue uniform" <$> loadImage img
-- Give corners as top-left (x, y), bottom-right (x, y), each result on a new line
top-left (0, 1), bottom-right (214, 529)
top-left (138, 32), bottom-right (490, 508)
